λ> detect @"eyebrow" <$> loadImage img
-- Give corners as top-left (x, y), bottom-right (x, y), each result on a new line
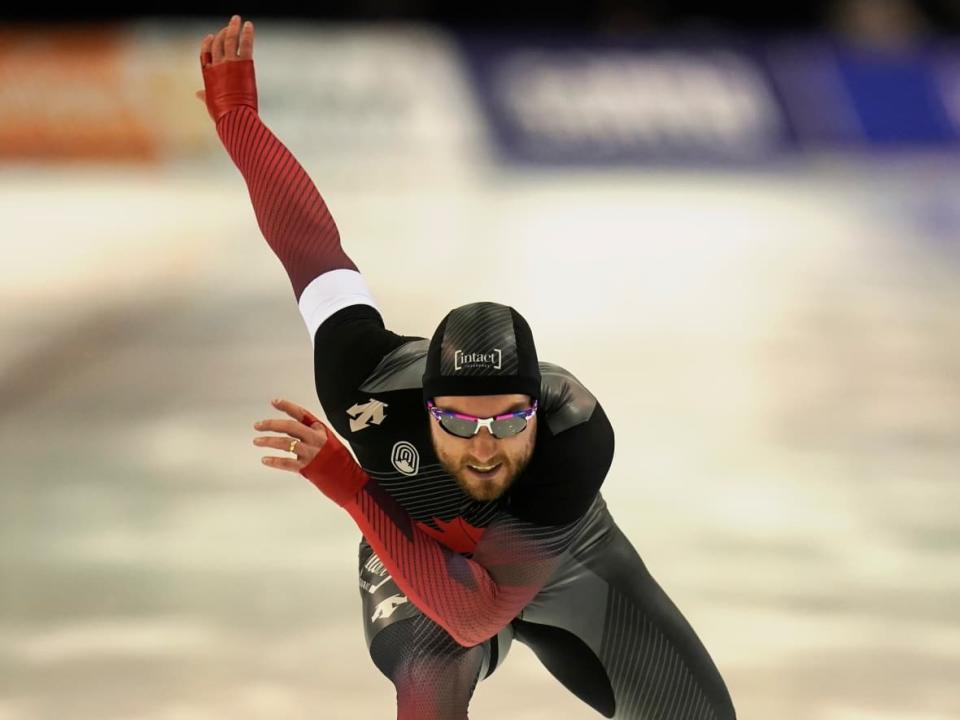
top-left (442, 401), bottom-right (530, 416)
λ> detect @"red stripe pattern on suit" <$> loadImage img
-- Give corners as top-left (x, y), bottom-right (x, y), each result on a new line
top-left (301, 423), bottom-right (581, 648)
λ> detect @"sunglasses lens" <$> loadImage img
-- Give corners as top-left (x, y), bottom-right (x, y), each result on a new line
top-left (439, 415), bottom-right (478, 438)
top-left (490, 416), bottom-right (528, 439)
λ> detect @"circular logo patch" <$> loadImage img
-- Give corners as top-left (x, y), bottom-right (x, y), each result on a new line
top-left (391, 441), bottom-right (419, 476)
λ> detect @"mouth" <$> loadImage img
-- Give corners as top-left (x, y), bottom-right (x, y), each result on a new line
top-left (465, 463), bottom-right (503, 480)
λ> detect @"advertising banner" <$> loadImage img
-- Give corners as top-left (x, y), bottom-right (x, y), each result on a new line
top-left (0, 22), bottom-right (479, 168)
top-left (458, 36), bottom-right (794, 164)
top-left (458, 34), bottom-right (960, 165)
top-left (0, 27), bottom-right (159, 161)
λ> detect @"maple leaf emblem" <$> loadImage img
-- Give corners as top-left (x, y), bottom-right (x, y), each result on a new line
top-left (416, 517), bottom-right (486, 554)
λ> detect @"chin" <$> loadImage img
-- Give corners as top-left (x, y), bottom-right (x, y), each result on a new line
top-left (454, 470), bottom-right (515, 502)
top-left (460, 482), bottom-right (507, 502)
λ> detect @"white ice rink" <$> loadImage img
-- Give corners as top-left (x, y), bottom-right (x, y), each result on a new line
top-left (1, 153), bottom-right (959, 719)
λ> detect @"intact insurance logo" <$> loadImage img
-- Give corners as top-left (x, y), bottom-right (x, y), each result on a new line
top-left (454, 348), bottom-right (502, 372)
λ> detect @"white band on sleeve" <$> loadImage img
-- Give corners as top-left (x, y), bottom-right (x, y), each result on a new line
top-left (298, 269), bottom-right (380, 344)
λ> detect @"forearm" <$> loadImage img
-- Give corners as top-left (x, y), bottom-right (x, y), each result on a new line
top-left (348, 487), bottom-right (539, 646)
top-left (301, 432), bottom-right (560, 647)
top-left (215, 106), bottom-right (356, 299)
top-left (204, 58), bottom-right (355, 300)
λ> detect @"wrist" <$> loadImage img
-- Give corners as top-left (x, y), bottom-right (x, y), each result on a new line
top-left (202, 59), bottom-right (259, 123)
top-left (299, 426), bottom-right (369, 507)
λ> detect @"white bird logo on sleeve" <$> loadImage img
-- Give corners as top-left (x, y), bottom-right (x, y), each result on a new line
top-left (371, 593), bottom-right (409, 622)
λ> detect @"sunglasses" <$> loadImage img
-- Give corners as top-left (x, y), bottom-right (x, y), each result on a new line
top-left (427, 400), bottom-right (538, 439)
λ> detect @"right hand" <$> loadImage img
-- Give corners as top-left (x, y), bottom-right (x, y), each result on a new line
top-left (252, 397), bottom-right (368, 509)
top-left (253, 398), bottom-right (329, 473)
top-left (197, 15), bottom-right (258, 121)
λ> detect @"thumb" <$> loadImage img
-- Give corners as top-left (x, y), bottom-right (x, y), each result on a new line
top-left (195, 89), bottom-right (206, 102)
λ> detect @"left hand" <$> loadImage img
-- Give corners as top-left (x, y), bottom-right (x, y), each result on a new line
top-left (197, 14), bottom-right (258, 120)
top-left (253, 398), bottom-right (328, 473)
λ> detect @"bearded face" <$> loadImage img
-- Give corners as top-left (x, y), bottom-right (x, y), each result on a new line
top-left (427, 394), bottom-right (537, 502)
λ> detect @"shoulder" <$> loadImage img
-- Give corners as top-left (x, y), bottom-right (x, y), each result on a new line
top-left (505, 361), bottom-right (614, 525)
top-left (312, 305), bottom-right (426, 434)
top-left (359, 338), bottom-right (429, 394)
top-left (538, 362), bottom-right (599, 435)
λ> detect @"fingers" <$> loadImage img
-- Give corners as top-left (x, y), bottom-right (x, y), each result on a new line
top-left (254, 417), bottom-right (312, 441)
top-left (238, 20), bottom-right (254, 59)
top-left (254, 399), bottom-right (327, 474)
top-left (253, 435), bottom-right (308, 453)
top-left (203, 15), bottom-right (251, 70)
top-left (224, 14), bottom-right (241, 59)
top-left (260, 456), bottom-right (303, 473)
top-left (271, 397), bottom-right (319, 426)
top-left (199, 33), bottom-right (213, 68)
top-left (254, 434), bottom-right (321, 471)
top-left (254, 416), bottom-right (328, 449)
top-left (212, 26), bottom-right (226, 64)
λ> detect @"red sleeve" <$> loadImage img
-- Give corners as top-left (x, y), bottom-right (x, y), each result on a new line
top-left (299, 423), bottom-right (583, 647)
top-left (202, 58), bottom-right (355, 300)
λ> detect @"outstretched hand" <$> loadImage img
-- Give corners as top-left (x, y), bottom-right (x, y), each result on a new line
top-left (253, 398), bottom-right (329, 473)
top-left (196, 14), bottom-right (255, 105)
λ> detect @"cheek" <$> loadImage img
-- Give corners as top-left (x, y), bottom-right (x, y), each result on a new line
top-left (430, 424), bottom-right (464, 465)
top-left (503, 433), bottom-right (535, 466)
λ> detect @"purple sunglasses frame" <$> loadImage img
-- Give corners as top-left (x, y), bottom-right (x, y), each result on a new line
top-left (426, 399), bottom-right (539, 438)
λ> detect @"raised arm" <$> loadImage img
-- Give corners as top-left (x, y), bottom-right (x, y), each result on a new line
top-left (198, 16), bottom-right (375, 338)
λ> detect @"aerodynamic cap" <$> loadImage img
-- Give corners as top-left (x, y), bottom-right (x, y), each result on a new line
top-left (422, 302), bottom-right (541, 403)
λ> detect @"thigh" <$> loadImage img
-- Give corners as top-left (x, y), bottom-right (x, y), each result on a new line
top-left (518, 496), bottom-right (737, 720)
top-left (359, 536), bottom-right (419, 650)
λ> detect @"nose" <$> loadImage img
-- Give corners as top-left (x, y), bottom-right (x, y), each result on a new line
top-left (468, 427), bottom-right (498, 463)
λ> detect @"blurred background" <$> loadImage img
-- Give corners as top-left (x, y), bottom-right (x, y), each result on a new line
top-left (1, 1), bottom-right (959, 719)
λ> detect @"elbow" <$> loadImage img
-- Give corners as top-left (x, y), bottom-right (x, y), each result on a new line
top-left (439, 585), bottom-right (540, 647)
top-left (447, 625), bottom-right (496, 649)
top-left (438, 610), bottom-right (513, 648)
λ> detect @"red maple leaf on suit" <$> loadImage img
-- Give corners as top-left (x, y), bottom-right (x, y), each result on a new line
top-left (416, 516), bottom-right (487, 554)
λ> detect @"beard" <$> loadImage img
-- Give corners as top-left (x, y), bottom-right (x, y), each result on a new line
top-left (432, 440), bottom-right (534, 502)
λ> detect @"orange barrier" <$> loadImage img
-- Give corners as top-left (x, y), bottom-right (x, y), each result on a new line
top-left (0, 25), bottom-right (157, 162)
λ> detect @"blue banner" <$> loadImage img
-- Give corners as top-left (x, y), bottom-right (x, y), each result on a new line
top-left (456, 34), bottom-right (960, 164)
